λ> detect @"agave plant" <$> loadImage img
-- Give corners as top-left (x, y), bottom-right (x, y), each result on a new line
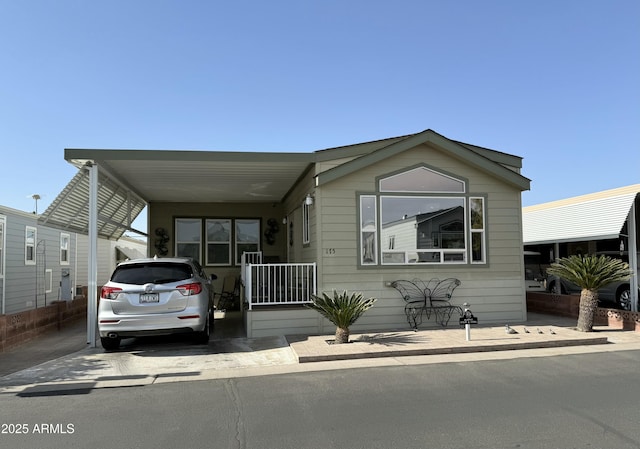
top-left (306, 290), bottom-right (376, 344)
top-left (546, 255), bottom-right (631, 332)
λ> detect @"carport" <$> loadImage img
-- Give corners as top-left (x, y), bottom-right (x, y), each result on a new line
top-left (39, 149), bottom-right (315, 347)
top-left (522, 184), bottom-right (640, 311)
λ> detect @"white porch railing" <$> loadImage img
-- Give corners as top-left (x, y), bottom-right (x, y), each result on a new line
top-left (241, 251), bottom-right (263, 286)
top-left (244, 262), bottom-right (317, 310)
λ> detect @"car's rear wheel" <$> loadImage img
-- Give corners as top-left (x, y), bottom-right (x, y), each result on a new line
top-left (193, 311), bottom-right (211, 345)
top-left (617, 285), bottom-right (638, 311)
top-left (101, 336), bottom-right (121, 351)
top-left (548, 280), bottom-right (566, 295)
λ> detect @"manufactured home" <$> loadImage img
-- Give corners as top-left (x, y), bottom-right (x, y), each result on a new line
top-left (0, 205), bottom-right (78, 315)
top-left (42, 129), bottom-right (532, 338)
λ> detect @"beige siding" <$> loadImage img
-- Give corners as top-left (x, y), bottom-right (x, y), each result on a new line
top-left (313, 142), bottom-right (527, 331)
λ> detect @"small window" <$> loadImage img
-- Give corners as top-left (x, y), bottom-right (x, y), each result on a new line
top-left (175, 219), bottom-right (202, 263)
top-left (302, 202), bottom-right (311, 245)
top-left (60, 233), bottom-right (70, 265)
top-left (45, 269), bottom-right (53, 293)
top-left (360, 195), bottom-right (377, 265)
top-left (206, 219), bottom-right (231, 266)
top-left (236, 219), bottom-right (260, 265)
top-left (470, 197), bottom-right (486, 263)
top-left (25, 226), bottom-right (37, 265)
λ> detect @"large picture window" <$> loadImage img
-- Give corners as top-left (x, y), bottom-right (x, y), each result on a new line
top-left (359, 166), bottom-right (486, 266)
top-left (380, 196), bottom-right (466, 264)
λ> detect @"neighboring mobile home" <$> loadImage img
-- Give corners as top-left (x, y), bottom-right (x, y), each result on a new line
top-left (42, 129), bottom-right (532, 338)
top-left (0, 205), bottom-right (78, 315)
top-left (75, 234), bottom-right (147, 288)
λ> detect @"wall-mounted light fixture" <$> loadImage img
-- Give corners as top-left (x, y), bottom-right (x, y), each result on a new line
top-left (282, 217), bottom-right (287, 225)
top-left (305, 194), bottom-right (314, 206)
top-left (620, 239), bottom-right (625, 255)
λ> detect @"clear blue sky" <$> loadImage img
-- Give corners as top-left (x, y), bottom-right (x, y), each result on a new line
top-left (1, 0), bottom-right (638, 223)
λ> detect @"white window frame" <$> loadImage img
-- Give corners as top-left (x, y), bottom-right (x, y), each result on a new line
top-left (235, 219), bottom-right (261, 265)
top-left (175, 218), bottom-right (202, 263)
top-left (25, 226), bottom-right (37, 265)
top-left (205, 219), bottom-right (232, 266)
top-left (359, 166), bottom-right (488, 266)
top-left (379, 195), bottom-right (467, 265)
top-left (60, 232), bottom-right (70, 265)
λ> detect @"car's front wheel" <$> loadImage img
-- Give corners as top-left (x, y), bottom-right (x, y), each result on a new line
top-left (101, 336), bottom-right (121, 351)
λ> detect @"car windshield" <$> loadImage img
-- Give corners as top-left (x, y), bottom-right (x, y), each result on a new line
top-left (111, 262), bottom-right (193, 285)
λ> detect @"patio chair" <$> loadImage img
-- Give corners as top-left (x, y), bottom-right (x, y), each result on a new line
top-left (217, 275), bottom-right (240, 311)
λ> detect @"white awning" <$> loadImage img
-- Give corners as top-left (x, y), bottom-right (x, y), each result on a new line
top-left (38, 164), bottom-right (147, 240)
top-left (115, 245), bottom-right (145, 260)
top-left (523, 185), bottom-right (640, 245)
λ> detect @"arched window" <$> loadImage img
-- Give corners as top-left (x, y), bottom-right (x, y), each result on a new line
top-left (359, 166), bottom-right (486, 265)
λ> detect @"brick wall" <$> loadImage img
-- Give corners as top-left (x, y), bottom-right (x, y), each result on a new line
top-left (0, 296), bottom-right (87, 352)
top-left (526, 291), bottom-right (640, 330)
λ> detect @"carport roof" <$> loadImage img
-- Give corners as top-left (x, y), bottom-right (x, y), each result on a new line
top-left (39, 129), bottom-right (529, 240)
top-left (523, 184), bottom-right (640, 245)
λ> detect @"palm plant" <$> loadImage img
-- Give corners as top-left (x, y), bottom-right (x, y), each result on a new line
top-left (306, 290), bottom-right (376, 344)
top-left (546, 255), bottom-right (631, 332)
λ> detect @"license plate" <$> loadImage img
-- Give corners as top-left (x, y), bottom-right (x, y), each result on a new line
top-left (139, 293), bottom-right (159, 303)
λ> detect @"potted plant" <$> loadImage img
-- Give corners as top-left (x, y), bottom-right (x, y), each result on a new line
top-left (306, 290), bottom-right (376, 344)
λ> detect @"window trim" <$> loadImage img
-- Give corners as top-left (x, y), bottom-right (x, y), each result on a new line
top-left (358, 166), bottom-right (488, 267)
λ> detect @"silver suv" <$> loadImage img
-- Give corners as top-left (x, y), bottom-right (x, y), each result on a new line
top-left (98, 257), bottom-right (215, 350)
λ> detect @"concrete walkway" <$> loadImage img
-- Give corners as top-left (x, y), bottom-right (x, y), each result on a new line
top-left (1, 312), bottom-right (640, 396)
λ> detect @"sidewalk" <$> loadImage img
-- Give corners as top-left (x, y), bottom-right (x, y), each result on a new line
top-left (1, 313), bottom-right (640, 395)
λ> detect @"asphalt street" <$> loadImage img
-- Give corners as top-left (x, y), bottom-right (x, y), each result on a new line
top-left (1, 349), bottom-right (639, 449)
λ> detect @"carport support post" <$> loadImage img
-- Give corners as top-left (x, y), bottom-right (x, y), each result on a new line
top-left (630, 201), bottom-right (638, 313)
top-left (87, 163), bottom-right (98, 348)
